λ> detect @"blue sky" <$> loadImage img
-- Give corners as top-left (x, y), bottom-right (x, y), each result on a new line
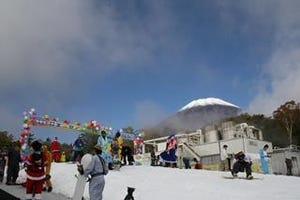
top-left (1, 1), bottom-right (300, 143)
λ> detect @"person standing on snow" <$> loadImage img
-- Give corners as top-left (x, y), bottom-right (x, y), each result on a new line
top-left (97, 130), bottom-right (112, 169)
top-left (72, 134), bottom-right (85, 162)
top-left (220, 145), bottom-right (230, 171)
top-left (259, 144), bottom-right (271, 174)
top-left (115, 131), bottom-right (123, 159)
top-left (25, 140), bottom-right (47, 200)
top-left (159, 135), bottom-right (177, 167)
top-left (0, 148), bottom-right (7, 183)
top-left (6, 145), bottom-right (21, 185)
top-left (51, 137), bottom-right (61, 162)
top-left (42, 145), bottom-right (53, 192)
top-left (77, 144), bottom-right (108, 200)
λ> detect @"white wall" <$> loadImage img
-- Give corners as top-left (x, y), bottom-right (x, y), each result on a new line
top-left (193, 142), bottom-right (220, 156)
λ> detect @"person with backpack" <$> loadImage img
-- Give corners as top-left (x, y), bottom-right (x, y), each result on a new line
top-left (77, 144), bottom-right (108, 200)
top-left (25, 140), bottom-right (47, 200)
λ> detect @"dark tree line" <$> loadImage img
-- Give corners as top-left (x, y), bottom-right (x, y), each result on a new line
top-left (0, 131), bottom-right (19, 148)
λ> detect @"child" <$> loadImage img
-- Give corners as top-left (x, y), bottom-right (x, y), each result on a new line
top-left (192, 158), bottom-right (202, 169)
top-left (60, 151), bottom-right (66, 162)
top-left (25, 140), bottom-right (47, 200)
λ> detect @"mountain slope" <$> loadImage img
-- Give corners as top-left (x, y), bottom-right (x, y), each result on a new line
top-left (154, 97), bottom-right (241, 134)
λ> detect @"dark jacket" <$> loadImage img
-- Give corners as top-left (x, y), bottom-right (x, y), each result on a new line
top-left (7, 147), bottom-right (21, 168)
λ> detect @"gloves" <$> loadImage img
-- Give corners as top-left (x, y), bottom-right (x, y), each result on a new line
top-left (77, 164), bottom-right (84, 175)
top-left (44, 174), bottom-right (51, 181)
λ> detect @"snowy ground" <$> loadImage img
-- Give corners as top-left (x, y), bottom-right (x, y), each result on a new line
top-left (2, 162), bottom-right (300, 200)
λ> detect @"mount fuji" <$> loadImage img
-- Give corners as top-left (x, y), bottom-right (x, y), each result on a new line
top-left (153, 97), bottom-right (241, 135)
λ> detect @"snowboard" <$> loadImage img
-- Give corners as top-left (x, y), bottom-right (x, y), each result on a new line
top-left (222, 176), bottom-right (263, 180)
top-left (72, 153), bottom-right (93, 200)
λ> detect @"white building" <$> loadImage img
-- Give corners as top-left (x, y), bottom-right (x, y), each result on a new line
top-left (140, 122), bottom-right (272, 172)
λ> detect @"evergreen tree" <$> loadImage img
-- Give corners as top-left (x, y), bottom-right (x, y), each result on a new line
top-left (0, 130), bottom-right (15, 147)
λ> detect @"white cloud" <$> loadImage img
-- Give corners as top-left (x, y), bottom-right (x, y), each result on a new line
top-left (248, 47), bottom-right (300, 115)
top-left (0, 1), bottom-right (181, 134)
top-left (134, 100), bottom-right (168, 128)
top-left (217, 1), bottom-right (300, 114)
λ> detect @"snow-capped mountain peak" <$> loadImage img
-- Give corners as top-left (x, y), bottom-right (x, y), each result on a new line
top-left (179, 97), bottom-right (240, 112)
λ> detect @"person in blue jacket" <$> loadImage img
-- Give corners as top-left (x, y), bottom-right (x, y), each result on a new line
top-left (72, 134), bottom-right (85, 162)
top-left (259, 144), bottom-right (271, 174)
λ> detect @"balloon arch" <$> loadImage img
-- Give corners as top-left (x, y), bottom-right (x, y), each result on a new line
top-left (20, 108), bottom-right (144, 161)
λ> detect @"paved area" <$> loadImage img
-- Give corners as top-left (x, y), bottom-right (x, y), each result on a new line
top-left (0, 183), bottom-right (70, 200)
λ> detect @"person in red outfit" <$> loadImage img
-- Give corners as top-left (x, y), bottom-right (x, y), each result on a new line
top-left (25, 140), bottom-right (47, 200)
top-left (51, 137), bottom-right (61, 162)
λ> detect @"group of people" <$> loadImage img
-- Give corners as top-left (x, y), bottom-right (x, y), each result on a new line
top-left (71, 130), bottom-right (135, 169)
top-left (76, 130), bottom-right (136, 200)
top-left (0, 136), bottom-right (65, 200)
top-left (153, 135), bottom-right (271, 180)
top-left (0, 140), bottom-right (53, 200)
top-left (219, 144), bottom-right (271, 179)
top-left (75, 132), bottom-right (136, 200)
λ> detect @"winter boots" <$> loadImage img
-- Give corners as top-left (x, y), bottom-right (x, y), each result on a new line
top-left (124, 187), bottom-right (135, 200)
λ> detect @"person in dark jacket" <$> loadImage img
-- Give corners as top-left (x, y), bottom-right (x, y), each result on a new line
top-left (0, 148), bottom-right (7, 183)
top-left (72, 134), bottom-right (85, 162)
top-left (121, 146), bottom-right (134, 165)
top-left (6, 145), bottom-right (21, 185)
top-left (150, 146), bottom-right (157, 166)
top-left (231, 151), bottom-right (253, 179)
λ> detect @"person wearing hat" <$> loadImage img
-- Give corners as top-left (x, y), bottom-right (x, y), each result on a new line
top-left (25, 140), bottom-right (47, 200)
top-left (72, 134), bottom-right (85, 162)
top-left (97, 130), bottom-right (113, 169)
top-left (220, 144), bottom-right (230, 171)
top-left (51, 136), bottom-right (61, 162)
top-left (78, 144), bottom-right (108, 200)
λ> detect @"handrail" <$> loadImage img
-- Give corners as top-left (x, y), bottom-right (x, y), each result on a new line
top-left (180, 142), bottom-right (201, 161)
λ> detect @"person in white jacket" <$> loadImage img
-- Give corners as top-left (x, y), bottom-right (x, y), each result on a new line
top-left (220, 145), bottom-right (230, 171)
top-left (77, 144), bottom-right (108, 200)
